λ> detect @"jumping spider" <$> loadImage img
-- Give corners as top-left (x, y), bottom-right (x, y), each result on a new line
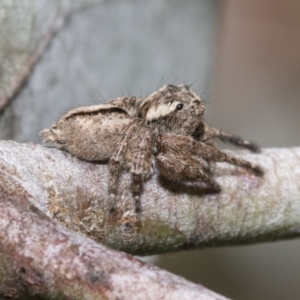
top-left (41, 85), bottom-right (263, 213)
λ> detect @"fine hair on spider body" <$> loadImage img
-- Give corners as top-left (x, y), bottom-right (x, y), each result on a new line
top-left (41, 84), bottom-right (263, 213)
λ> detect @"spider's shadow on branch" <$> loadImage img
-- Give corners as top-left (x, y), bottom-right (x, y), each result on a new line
top-left (157, 165), bottom-right (253, 198)
top-left (157, 174), bottom-right (220, 197)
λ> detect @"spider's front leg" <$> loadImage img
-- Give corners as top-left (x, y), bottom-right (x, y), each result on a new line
top-left (156, 135), bottom-right (222, 192)
top-left (203, 126), bottom-right (261, 153)
top-left (108, 122), bottom-right (138, 212)
top-left (108, 159), bottom-right (122, 212)
top-left (128, 127), bottom-right (154, 213)
top-left (156, 134), bottom-right (263, 192)
top-left (109, 122), bottom-right (154, 213)
top-left (131, 174), bottom-right (143, 213)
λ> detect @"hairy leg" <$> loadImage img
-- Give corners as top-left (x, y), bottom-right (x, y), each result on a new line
top-left (108, 159), bottom-right (122, 212)
top-left (131, 173), bottom-right (143, 212)
top-left (127, 127), bottom-right (154, 212)
top-left (192, 141), bottom-right (264, 176)
top-left (156, 135), bottom-right (222, 191)
top-left (156, 134), bottom-right (263, 191)
top-left (156, 151), bottom-right (221, 192)
top-left (108, 122), bottom-right (137, 212)
top-left (203, 126), bottom-right (261, 153)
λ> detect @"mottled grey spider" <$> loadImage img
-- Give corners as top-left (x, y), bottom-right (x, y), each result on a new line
top-left (41, 85), bottom-right (263, 212)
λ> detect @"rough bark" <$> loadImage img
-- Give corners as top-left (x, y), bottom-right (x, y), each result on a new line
top-left (0, 140), bottom-right (299, 299)
top-left (0, 141), bottom-right (299, 255)
top-left (0, 172), bottom-right (227, 299)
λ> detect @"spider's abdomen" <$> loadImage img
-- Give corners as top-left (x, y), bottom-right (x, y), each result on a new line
top-left (40, 105), bottom-right (132, 161)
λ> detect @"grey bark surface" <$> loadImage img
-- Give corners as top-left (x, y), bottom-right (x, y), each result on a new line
top-left (0, 164), bottom-right (227, 300)
top-left (0, 140), bottom-right (299, 299)
top-left (1, 141), bottom-right (299, 255)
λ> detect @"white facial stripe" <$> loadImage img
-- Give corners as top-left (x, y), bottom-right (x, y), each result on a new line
top-left (146, 101), bottom-right (181, 121)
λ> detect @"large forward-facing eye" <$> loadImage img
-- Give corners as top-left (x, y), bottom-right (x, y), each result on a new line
top-left (176, 103), bottom-right (184, 111)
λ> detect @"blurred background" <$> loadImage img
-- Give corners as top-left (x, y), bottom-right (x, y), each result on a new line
top-left (0, 0), bottom-right (300, 299)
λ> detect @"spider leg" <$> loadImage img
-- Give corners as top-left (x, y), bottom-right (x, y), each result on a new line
top-left (156, 134), bottom-right (263, 191)
top-left (156, 135), bottom-right (221, 191)
top-left (193, 141), bottom-right (264, 176)
top-left (108, 159), bottom-right (122, 212)
top-left (127, 127), bottom-right (154, 213)
top-left (108, 122), bottom-right (137, 212)
top-left (131, 173), bottom-right (143, 212)
top-left (156, 151), bottom-right (221, 192)
top-left (205, 127), bottom-right (261, 153)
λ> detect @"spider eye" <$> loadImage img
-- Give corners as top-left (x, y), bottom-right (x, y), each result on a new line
top-left (176, 103), bottom-right (184, 111)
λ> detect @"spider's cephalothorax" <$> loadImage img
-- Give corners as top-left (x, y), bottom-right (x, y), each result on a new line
top-left (138, 85), bottom-right (206, 138)
top-left (41, 84), bottom-right (263, 213)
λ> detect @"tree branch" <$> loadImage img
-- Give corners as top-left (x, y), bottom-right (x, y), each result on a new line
top-left (0, 172), bottom-right (226, 299)
top-left (0, 141), bottom-right (299, 255)
top-left (1, 140), bottom-right (298, 299)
